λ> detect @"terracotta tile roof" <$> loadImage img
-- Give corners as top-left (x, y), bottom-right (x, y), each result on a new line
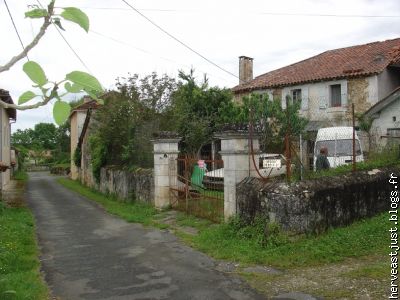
top-left (233, 38), bottom-right (400, 93)
top-left (0, 89), bottom-right (16, 121)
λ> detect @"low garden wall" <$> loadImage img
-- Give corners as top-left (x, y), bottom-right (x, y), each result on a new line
top-left (237, 167), bottom-right (397, 234)
top-left (99, 166), bottom-right (154, 204)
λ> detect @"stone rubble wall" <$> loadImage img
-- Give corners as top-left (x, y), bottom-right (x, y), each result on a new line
top-left (237, 167), bottom-right (396, 234)
top-left (93, 166), bottom-right (154, 204)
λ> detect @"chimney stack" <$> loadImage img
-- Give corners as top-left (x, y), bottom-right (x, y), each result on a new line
top-left (239, 56), bottom-right (253, 84)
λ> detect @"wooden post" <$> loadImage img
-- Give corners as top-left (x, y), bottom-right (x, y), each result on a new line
top-left (286, 96), bottom-right (292, 182)
top-left (352, 103), bottom-right (356, 172)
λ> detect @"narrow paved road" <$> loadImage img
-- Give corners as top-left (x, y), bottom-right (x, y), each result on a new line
top-left (26, 172), bottom-right (265, 300)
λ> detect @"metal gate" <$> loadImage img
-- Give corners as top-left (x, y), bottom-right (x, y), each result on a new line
top-left (169, 156), bottom-right (224, 222)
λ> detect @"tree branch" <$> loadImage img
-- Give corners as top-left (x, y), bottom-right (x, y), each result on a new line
top-left (0, 1), bottom-right (55, 73)
top-left (0, 84), bottom-right (58, 110)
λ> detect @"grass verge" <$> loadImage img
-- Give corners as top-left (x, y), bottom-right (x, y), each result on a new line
top-left (57, 177), bottom-right (388, 269)
top-left (12, 170), bottom-right (28, 181)
top-left (57, 178), bottom-right (158, 225)
top-left (188, 212), bottom-right (389, 268)
top-left (0, 173), bottom-right (48, 300)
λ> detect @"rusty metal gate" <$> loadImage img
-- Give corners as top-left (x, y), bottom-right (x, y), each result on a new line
top-left (169, 156), bottom-right (224, 222)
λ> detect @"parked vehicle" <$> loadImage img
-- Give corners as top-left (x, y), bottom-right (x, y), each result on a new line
top-left (202, 154), bottom-right (292, 190)
top-left (313, 126), bottom-right (364, 170)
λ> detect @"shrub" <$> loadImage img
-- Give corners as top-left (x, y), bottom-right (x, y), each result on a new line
top-left (73, 146), bottom-right (82, 168)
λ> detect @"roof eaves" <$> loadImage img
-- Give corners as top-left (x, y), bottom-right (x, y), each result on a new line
top-left (233, 71), bottom-right (382, 94)
top-left (365, 86), bottom-right (400, 116)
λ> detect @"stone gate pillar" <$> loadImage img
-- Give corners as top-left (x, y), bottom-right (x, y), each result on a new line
top-left (153, 136), bottom-right (180, 209)
top-left (216, 131), bottom-right (260, 220)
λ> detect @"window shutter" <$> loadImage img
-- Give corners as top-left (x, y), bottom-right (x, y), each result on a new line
top-left (319, 86), bottom-right (327, 109)
top-left (301, 87), bottom-right (309, 110)
top-left (282, 90), bottom-right (287, 109)
top-left (341, 81), bottom-right (348, 107)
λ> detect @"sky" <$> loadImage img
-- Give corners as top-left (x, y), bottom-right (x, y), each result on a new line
top-left (1, 0), bottom-right (399, 132)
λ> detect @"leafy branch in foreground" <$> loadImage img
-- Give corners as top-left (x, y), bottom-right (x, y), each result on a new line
top-left (0, 0), bottom-right (103, 124)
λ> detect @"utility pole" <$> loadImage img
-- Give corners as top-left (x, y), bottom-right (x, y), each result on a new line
top-left (352, 103), bottom-right (356, 172)
top-left (285, 96), bottom-right (291, 182)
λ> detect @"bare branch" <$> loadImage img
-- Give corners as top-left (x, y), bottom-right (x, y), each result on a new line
top-left (0, 1), bottom-right (55, 73)
top-left (0, 84), bottom-right (58, 110)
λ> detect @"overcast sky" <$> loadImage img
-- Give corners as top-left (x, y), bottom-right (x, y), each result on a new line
top-left (1, 0), bottom-right (399, 132)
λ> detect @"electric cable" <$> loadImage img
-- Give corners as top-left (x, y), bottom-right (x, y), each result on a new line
top-left (36, 0), bottom-right (94, 74)
top-left (121, 0), bottom-right (239, 80)
top-left (3, 0), bottom-right (29, 60)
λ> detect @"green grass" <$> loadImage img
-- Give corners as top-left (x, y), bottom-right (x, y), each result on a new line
top-left (57, 178), bottom-right (158, 225)
top-left (187, 212), bottom-right (390, 268)
top-left (57, 177), bottom-right (389, 269)
top-left (12, 170), bottom-right (28, 181)
top-left (0, 202), bottom-right (48, 299)
top-left (52, 163), bottom-right (70, 168)
top-left (175, 212), bottom-right (213, 231)
top-left (341, 261), bottom-right (388, 280)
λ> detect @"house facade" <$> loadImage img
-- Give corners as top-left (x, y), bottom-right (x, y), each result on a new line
top-left (365, 87), bottom-right (400, 149)
top-left (0, 89), bottom-right (16, 189)
top-left (69, 97), bottom-right (98, 180)
top-left (233, 38), bottom-right (400, 168)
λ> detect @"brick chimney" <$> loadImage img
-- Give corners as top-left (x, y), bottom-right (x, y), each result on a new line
top-left (239, 56), bottom-right (253, 84)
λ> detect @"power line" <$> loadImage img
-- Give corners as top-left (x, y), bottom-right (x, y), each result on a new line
top-left (52, 25), bottom-right (93, 74)
top-left (121, 0), bottom-right (239, 80)
top-left (257, 12), bottom-right (400, 18)
top-left (3, 0), bottom-right (29, 60)
top-left (89, 30), bottom-right (236, 85)
top-left (68, 6), bottom-right (400, 18)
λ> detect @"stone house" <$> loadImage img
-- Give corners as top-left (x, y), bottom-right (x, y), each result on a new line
top-left (69, 97), bottom-right (98, 181)
top-left (0, 89), bottom-right (17, 189)
top-left (365, 86), bottom-right (400, 149)
top-left (232, 38), bottom-right (400, 168)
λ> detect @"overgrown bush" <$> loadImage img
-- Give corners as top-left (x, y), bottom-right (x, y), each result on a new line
top-left (73, 146), bottom-right (82, 168)
top-left (89, 73), bottom-right (177, 172)
top-left (89, 134), bottom-right (108, 182)
top-left (225, 215), bottom-right (288, 248)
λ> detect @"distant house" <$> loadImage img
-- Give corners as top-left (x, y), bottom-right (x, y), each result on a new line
top-left (232, 38), bottom-right (400, 168)
top-left (365, 87), bottom-right (400, 149)
top-left (0, 89), bottom-right (17, 189)
top-left (69, 97), bottom-right (99, 181)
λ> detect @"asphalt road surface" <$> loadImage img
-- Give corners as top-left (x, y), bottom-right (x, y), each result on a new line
top-left (26, 172), bottom-right (265, 300)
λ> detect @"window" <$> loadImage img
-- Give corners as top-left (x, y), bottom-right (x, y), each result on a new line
top-left (291, 89), bottom-right (302, 104)
top-left (315, 140), bottom-right (361, 156)
top-left (330, 84), bottom-right (342, 107)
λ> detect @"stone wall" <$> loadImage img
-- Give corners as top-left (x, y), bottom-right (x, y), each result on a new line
top-left (237, 167), bottom-right (396, 234)
top-left (99, 166), bottom-right (154, 204)
top-left (347, 77), bottom-right (370, 116)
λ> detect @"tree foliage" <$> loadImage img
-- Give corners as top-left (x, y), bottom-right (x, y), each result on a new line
top-left (172, 70), bottom-right (233, 155)
top-left (89, 73), bottom-right (177, 179)
top-left (11, 122), bottom-right (70, 165)
top-left (0, 1), bottom-right (103, 124)
top-left (219, 94), bottom-right (308, 152)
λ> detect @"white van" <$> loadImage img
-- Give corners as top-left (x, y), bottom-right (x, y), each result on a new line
top-left (313, 127), bottom-right (364, 170)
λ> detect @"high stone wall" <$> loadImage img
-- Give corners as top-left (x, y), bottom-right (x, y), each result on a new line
top-left (237, 167), bottom-right (396, 234)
